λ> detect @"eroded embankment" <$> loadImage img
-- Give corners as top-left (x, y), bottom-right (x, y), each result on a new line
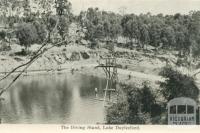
top-left (0, 45), bottom-right (175, 89)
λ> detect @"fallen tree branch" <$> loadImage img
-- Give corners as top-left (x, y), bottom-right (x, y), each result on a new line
top-left (0, 41), bottom-right (48, 82)
top-left (0, 17), bottom-right (65, 96)
top-left (0, 17), bottom-right (60, 83)
top-left (0, 39), bottom-right (68, 96)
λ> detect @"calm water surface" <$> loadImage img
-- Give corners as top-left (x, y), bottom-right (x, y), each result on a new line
top-left (0, 73), bottom-right (107, 124)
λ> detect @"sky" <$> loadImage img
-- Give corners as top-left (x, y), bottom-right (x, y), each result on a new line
top-left (69, 0), bottom-right (200, 15)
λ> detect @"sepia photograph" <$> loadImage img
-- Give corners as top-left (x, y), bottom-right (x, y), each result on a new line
top-left (0, 0), bottom-right (200, 127)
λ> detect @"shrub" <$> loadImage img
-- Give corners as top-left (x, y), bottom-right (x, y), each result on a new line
top-left (0, 41), bottom-right (11, 52)
top-left (159, 66), bottom-right (199, 101)
top-left (126, 87), bottom-right (146, 124)
top-left (0, 30), bottom-right (6, 40)
top-left (33, 21), bottom-right (47, 43)
top-left (80, 52), bottom-right (90, 59)
top-left (106, 83), bottom-right (158, 124)
top-left (140, 83), bottom-right (156, 114)
top-left (14, 49), bottom-right (29, 56)
top-left (16, 21), bottom-right (47, 51)
top-left (106, 102), bottom-right (129, 124)
top-left (16, 23), bottom-right (39, 49)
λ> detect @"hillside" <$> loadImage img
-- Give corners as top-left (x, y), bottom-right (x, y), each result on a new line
top-left (0, 22), bottom-right (200, 89)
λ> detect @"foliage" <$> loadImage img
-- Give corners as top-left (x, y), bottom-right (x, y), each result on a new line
top-left (57, 16), bottom-right (70, 40)
top-left (78, 8), bottom-right (122, 45)
top-left (106, 102), bottom-right (129, 124)
top-left (3, 1), bottom-right (200, 57)
top-left (7, 16), bottom-right (15, 28)
top-left (33, 21), bottom-right (47, 43)
top-left (159, 66), bottom-right (199, 101)
top-left (78, 10), bottom-right (200, 57)
top-left (55, 0), bottom-right (72, 40)
top-left (140, 83), bottom-right (156, 114)
top-left (106, 83), bottom-right (160, 124)
top-left (126, 86), bottom-right (146, 124)
top-left (38, 0), bottom-right (54, 14)
top-left (16, 23), bottom-right (37, 49)
top-left (0, 41), bottom-right (11, 52)
top-left (16, 22), bottom-right (46, 49)
top-left (23, 0), bottom-right (31, 20)
top-left (0, 30), bottom-right (6, 40)
top-left (43, 15), bottom-right (57, 42)
top-left (55, 0), bottom-right (72, 17)
top-left (46, 16), bottom-right (57, 31)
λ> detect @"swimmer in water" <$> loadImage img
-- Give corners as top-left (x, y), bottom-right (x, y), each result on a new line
top-left (95, 88), bottom-right (98, 98)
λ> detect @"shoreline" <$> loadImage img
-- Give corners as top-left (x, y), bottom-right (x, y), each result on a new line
top-left (0, 44), bottom-right (175, 89)
top-left (0, 60), bottom-right (164, 90)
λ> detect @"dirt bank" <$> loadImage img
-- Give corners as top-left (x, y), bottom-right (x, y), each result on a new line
top-left (0, 44), bottom-right (170, 90)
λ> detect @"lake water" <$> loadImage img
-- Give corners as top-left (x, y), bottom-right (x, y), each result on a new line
top-left (0, 73), bottom-right (107, 124)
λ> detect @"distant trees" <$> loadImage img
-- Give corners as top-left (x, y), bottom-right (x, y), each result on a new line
top-left (188, 11), bottom-right (200, 58)
top-left (55, 0), bottom-right (72, 41)
top-left (43, 15), bottom-right (57, 42)
top-left (57, 16), bottom-right (70, 41)
top-left (102, 11), bottom-right (122, 41)
top-left (121, 14), bottom-right (140, 47)
top-left (81, 8), bottom-right (104, 43)
top-left (0, 0), bottom-right (73, 44)
top-left (0, 0), bottom-right (19, 27)
top-left (161, 26), bottom-right (175, 49)
top-left (37, 0), bottom-right (73, 43)
top-left (55, 0), bottom-right (72, 16)
top-left (78, 8), bottom-right (122, 47)
top-left (78, 9), bottom-right (200, 58)
top-left (23, 0), bottom-right (31, 22)
top-left (140, 24), bottom-right (150, 49)
top-left (38, 0), bottom-right (54, 14)
top-left (9, 0), bottom-right (73, 47)
top-left (2, 0), bottom-right (200, 58)
top-left (120, 11), bottom-right (200, 57)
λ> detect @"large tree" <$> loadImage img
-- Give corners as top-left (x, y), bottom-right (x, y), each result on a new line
top-left (159, 66), bottom-right (199, 101)
top-left (16, 22), bottom-right (47, 51)
top-left (16, 23), bottom-right (39, 50)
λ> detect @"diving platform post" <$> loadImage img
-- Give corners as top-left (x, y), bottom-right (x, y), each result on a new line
top-left (97, 57), bottom-right (118, 105)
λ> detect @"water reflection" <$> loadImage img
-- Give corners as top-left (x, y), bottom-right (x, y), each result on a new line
top-left (0, 73), bottom-right (107, 124)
